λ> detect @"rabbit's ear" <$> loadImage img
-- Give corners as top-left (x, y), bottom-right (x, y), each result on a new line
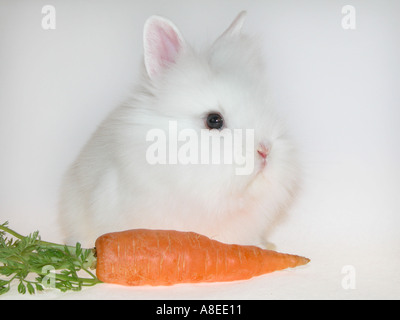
top-left (217, 11), bottom-right (247, 40)
top-left (143, 16), bottom-right (185, 79)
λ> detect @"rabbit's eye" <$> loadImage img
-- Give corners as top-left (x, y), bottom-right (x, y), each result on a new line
top-left (206, 113), bottom-right (224, 130)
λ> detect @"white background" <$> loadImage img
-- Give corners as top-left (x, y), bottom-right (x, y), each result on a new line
top-left (1, 0), bottom-right (399, 299)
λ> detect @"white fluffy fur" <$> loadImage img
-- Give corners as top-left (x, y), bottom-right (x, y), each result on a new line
top-left (58, 12), bottom-right (300, 247)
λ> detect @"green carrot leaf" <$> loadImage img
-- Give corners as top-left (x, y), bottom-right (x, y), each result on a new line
top-left (0, 221), bottom-right (101, 296)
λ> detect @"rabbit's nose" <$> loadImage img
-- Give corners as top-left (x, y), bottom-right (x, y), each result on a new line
top-left (257, 143), bottom-right (270, 159)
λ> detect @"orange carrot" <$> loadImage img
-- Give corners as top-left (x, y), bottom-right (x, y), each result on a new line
top-left (95, 229), bottom-right (310, 286)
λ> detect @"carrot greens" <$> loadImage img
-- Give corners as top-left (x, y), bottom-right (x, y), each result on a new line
top-left (0, 221), bottom-right (100, 295)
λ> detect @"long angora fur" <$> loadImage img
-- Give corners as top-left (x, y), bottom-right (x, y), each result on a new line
top-left (59, 12), bottom-right (300, 247)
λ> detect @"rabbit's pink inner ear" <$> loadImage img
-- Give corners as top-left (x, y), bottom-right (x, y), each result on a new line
top-left (157, 26), bottom-right (181, 64)
top-left (144, 18), bottom-right (183, 79)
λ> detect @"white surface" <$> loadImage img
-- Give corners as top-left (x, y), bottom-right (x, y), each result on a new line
top-left (1, 0), bottom-right (399, 300)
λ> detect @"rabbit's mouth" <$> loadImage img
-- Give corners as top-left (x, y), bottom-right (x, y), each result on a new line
top-left (240, 160), bottom-right (268, 196)
top-left (255, 160), bottom-right (267, 177)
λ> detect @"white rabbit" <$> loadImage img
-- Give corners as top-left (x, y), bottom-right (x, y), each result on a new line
top-left (59, 11), bottom-right (300, 248)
